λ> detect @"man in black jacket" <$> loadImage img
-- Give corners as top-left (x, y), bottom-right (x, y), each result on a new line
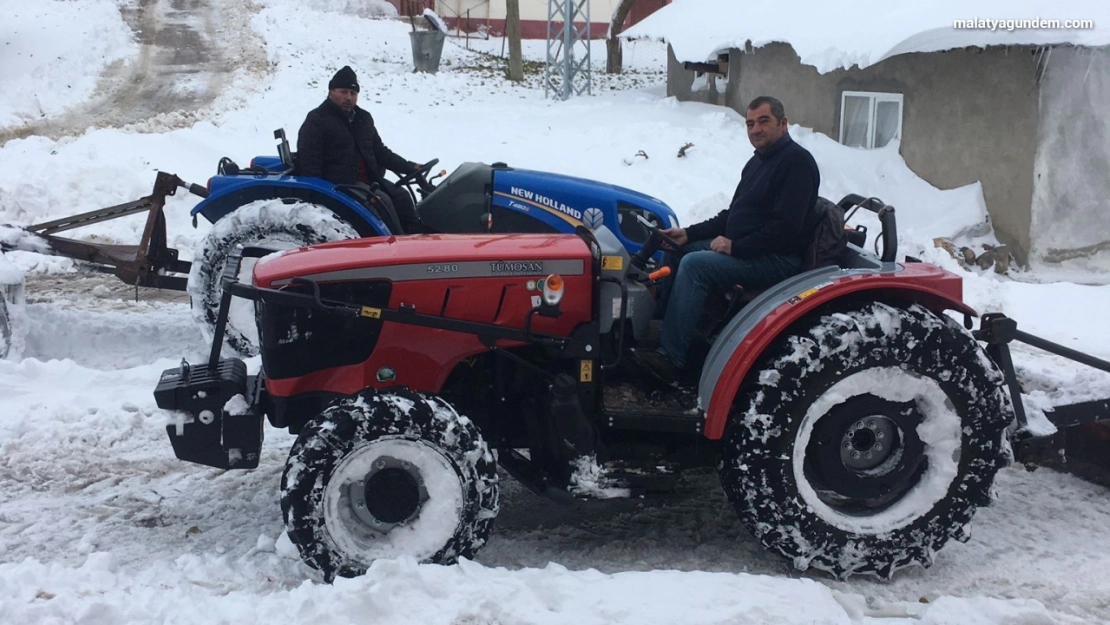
top-left (638, 96), bottom-right (821, 380)
top-left (295, 66), bottom-right (424, 233)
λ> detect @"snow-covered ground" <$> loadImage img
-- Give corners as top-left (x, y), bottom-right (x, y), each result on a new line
top-left (0, 0), bottom-right (136, 128)
top-left (2, 2), bottom-right (1110, 623)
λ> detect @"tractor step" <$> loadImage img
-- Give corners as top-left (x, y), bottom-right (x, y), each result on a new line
top-left (635, 319), bottom-right (663, 348)
top-left (602, 405), bottom-right (703, 434)
top-left (601, 382), bottom-right (702, 434)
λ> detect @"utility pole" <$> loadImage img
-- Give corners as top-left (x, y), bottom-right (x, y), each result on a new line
top-left (506, 0), bottom-right (524, 82)
top-left (544, 0), bottom-right (591, 100)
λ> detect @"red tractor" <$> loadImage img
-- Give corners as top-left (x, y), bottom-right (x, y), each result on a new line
top-left (153, 195), bottom-right (1110, 581)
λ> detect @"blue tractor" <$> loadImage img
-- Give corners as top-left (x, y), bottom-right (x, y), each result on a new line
top-left (2, 130), bottom-right (680, 357)
top-left (157, 131), bottom-right (682, 355)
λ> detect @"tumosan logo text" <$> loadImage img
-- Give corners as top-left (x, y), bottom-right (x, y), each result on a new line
top-left (490, 261), bottom-right (544, 275)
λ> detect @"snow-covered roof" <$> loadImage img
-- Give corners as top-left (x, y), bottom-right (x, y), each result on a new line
top-left (624, 0), bottom-right (1110, 73)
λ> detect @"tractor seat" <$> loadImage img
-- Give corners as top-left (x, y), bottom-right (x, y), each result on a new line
top-left (696, 284), bottom-right (757, 340)
top-left (697, 224), bottom-right (866, 339)
top-left (726, 285), bottom-right (762, 306)
top-left (334, 183), bottom-right (406, 234)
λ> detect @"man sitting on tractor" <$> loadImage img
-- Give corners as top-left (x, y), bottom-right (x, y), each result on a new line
top-left (636, 96), bottom-right (821, 382)
top-left (294, 65), bottom-right (426, 233)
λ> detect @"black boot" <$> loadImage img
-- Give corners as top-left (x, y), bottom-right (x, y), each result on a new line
top-left (630, 349), bottom-right (690, 387)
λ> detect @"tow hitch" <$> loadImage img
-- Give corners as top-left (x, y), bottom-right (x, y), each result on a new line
top-left (974, 313), bottom-right (1110, 435)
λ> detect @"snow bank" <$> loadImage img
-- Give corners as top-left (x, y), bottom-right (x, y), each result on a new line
top-left (791, 129), bottom-right (989, 242)
top-left (0, 251), bottom-right (24, 286)
top-left (0, 0), bottom-right (137, 127)
top-left (1030, 45), bottom-right (1110, 272)
top-left (625, 0), bottom-right (1110, 71)
top-left (0, 555), bottom-right (1076, 625)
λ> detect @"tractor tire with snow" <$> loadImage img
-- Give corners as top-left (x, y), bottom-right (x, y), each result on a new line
top-left (719, 301), bottom-right (1013, 578)
top-left (187, 199), bottom-right (359, 357)
top-left (281, 388), bottom-right (500, 581)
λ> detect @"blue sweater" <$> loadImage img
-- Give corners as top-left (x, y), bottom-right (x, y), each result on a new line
top-left (685, 133), bottom-right (820, 259)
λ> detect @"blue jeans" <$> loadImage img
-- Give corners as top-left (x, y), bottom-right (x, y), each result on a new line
top-left (660, 242), bottom-right (801, 368)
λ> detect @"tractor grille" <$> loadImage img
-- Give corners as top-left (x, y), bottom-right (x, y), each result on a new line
top-left (258, 280), bottom-right (392, 380)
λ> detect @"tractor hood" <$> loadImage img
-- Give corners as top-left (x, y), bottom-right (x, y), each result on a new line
top-left (253, 233), bottom-right (592, 288)
top-left (416, 162), bottom-right (680, 252)
top-left (490, 167), bottom-right (678, 232)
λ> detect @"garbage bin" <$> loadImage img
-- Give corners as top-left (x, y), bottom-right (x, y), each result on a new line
top-left (409, 30), bottom-right (445, 74)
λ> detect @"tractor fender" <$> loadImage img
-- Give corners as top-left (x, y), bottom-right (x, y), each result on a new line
top-left (697, 261), bottom-right (977, 440)
top-left (190, 176), bottom-right (390, 237)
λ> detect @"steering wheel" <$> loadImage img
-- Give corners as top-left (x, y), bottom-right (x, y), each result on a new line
top-left (395, 158), bottom-right (439, 192)
top-left (630, 220), bottom-right (685, 271)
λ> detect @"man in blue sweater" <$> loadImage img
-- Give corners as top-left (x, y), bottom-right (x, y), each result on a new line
top-left (637, 96), bottom-right (821, 382)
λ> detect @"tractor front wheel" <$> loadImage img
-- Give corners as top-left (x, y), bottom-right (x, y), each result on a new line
top-left (281, 388), bottom-right (500, 580)
top-left (719, 302), bottom-right (1013, 578)
top-left (187, 199), bottom-right (359, 356)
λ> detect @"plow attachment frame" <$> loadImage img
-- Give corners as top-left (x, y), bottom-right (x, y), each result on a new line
top-left (8, 171), bottom-right (207, 290)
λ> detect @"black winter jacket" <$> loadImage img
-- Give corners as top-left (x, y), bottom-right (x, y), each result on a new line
top-left (294, 99), bottom-right (411, 185)
top-left (685, 133), bottom-right (820, 260)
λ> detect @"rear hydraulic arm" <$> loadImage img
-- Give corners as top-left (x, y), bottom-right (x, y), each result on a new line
top-left (975, 313), bottom-right (1110, 434)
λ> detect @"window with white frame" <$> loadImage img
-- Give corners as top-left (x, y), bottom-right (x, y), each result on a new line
top-left (839, 91), bottom-right (903, 149)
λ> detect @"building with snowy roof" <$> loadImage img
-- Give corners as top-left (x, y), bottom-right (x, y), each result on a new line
top-left (626, 0), bottom-right (1110, 265)
top-left (390, 1), bottom-right (671, 39)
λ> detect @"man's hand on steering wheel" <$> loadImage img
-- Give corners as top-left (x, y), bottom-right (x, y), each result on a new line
top-left (660, 227), bottom-right (688, 249)
top-left (631, 220), bottom-right (687, 270)
top-left (395, 158), bottom-right (439, 192)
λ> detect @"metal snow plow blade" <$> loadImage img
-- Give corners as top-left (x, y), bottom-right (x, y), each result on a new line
top-left (0, 171), bottom-right (208, 290)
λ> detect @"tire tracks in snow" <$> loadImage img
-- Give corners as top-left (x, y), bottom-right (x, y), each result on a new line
top-left (0, 0), bottom-right (270, 145)
top-left (20, 273), bottom-right (201, 369)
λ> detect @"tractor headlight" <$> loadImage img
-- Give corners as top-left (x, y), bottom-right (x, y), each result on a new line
top-left (542, 274), bottom-right (564, 306)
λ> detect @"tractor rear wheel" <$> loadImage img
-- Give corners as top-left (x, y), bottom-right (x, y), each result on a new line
top-left (187, 199), bottom-right (358, 356)
top-left (719, 302), bottom-right (1013, 578)
top-left (281, 388), bottom-right (500, 581)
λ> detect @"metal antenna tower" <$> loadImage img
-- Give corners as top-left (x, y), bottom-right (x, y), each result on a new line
top-left (544, 0), bottom-right (592, 99)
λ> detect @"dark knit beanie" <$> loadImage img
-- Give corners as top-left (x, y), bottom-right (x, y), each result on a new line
top-left (328, 66), bottom-right (359, 92)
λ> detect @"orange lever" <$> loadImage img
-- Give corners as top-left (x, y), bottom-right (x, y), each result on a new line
top-left (648, 266), bottom-right (671, 281)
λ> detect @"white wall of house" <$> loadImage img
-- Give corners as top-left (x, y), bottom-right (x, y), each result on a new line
top-left (486, 0), bottom-right (621, 22)
top-left (426, 1), bottom-right (654, 38)
top-left (432, 0), bottom-right (490, 21)
top-left (1032, 46), bottom-right (1110, 263)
